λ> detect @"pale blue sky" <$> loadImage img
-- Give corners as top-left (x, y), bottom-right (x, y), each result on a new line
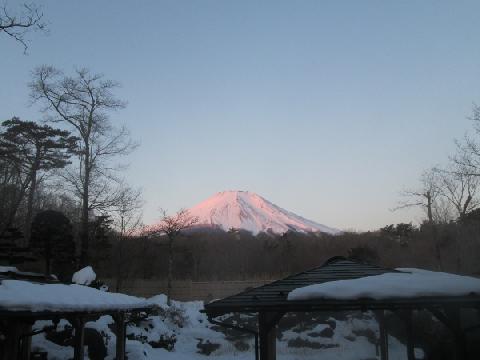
top-left (1, 0), bottom-right (480, 230)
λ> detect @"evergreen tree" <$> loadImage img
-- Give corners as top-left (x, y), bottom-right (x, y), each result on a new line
top-left (89, 215), bottom-right (114, 268)
top-left (0, 117), bottom-right (77, 238)
top-left (30, 210), bottom-right (75, 280)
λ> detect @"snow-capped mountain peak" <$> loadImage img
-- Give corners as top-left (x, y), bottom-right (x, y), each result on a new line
top-left (187, 190), bottom-right (340, 235)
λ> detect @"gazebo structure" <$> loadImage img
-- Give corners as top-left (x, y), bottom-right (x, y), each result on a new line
top-left (204, 257), bottom-right (480, 360)
top-left (0, 268), bottom-right (153, 360)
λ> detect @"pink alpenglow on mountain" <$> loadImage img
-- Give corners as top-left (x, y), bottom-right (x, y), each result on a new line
top-left (187, 191), bottom-right (341, 235)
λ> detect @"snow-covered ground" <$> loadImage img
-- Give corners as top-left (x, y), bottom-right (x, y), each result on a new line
top-left (31, 293), bottom-right (422, 360)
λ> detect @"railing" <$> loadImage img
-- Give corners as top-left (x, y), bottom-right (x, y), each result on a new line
top-left (102, 278), bottom-right (273, 301)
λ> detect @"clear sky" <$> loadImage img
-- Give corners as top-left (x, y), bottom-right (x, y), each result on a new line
top-left (2, 0), bottom-right (480, 231)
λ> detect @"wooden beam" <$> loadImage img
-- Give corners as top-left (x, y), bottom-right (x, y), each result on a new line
top-left (258, 312), bottom-right (283, 360)
top-left (376, 310), bottom-right (389, 360)
top-left (114, 313), bottom-right (126, 360)
top-left (73, 317), bottom-right (85, 360)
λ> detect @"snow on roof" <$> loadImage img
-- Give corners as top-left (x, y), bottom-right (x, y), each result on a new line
top-left (288, 268), bottom-right (480, 301)
top-left (72, 266), bottom-right (96, 286)
top-left (0, 280), bottom-right (151, 313)
top-left (0, 266), bottom-right (19, 273)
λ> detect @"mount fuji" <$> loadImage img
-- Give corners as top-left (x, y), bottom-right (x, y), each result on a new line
top-left (186, 191), bottom-right (341, 235)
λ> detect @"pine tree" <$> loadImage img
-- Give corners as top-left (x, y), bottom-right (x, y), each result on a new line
top-left (0, 117), bottom-right (78, 238)
top-left (30, 210), bottom-right (75, 280)
top-left (89, 215), bottom-right (114, 268)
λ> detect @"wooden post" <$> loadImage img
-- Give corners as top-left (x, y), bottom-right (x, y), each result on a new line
top-left (404, 310), bottom-right (415, 360)
top-left (376, 311), bottom-right (389, 360)
top-left (258, 312), bottom-right (283, 360)
top-left (114, 313), bottom-right (126, 360)
top-left (19, 322), bottom-right (32, 360)
top-left (428, 306), bottom-right (467, 360)
top-left (73, 317), bottom-right (85, 360)
top-left (3, 320), bottom-right (21, 360)
top-left (445, 307), bottom-right (467, 360)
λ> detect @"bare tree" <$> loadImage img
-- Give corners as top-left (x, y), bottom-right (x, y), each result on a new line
top-left (446, 103), bottom-right (480, 216)
top-left (454, 104), bottom-right (480, 175)
top-left (30, 66), bottom-right (136, 266)
top-left (0, 2), bottom-right (47, 52)
top-left (112, 185), bottom-right (143, 236)
top-left (147, 209), bottom-right (198, 304)
top-left (395, 169), bottom-right (443, 224)
top-left (110, 185), bottom-right (143, 292)
top-left (434, 164), bottom-right (479, 218)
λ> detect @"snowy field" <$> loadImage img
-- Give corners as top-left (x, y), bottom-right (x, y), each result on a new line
top-left (31, 294), bottom-right (422, 360)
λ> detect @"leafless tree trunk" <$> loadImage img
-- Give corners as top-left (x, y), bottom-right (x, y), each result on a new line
top-left (2, 169), bottom-right (32, 233)
top-left (112, 186), bottom-right (143, 292)
top-left (394, 170), bottom-right (442, 224)
top-left (167, 234), bottom-right (174, 301)
top-left (80, 144), bottom-right (90, 265)
top-left (24, 153), bottom-right (40, 242)
top-left (434, 164), bottom-right (479, 219)
top-left (30, 66), bottom-right (135, 266)
top-left (146, 209), bottom-right (198, 305)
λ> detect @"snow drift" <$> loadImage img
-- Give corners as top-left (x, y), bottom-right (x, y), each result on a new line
top-left (72, 266), bottom-right (96, 286)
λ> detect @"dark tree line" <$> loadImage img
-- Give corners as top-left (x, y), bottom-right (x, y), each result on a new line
top-left (94, 217), bottom-right (480, 287)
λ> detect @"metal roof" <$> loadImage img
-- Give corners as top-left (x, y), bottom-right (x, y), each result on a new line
top-left (204, 257), bottom-right (480, 316)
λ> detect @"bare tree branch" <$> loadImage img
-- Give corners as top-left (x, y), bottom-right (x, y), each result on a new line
top-left (0, 2), bottom-right (47, 52)
top-left (394, 169), bottom-right (446, 223)
top-left (434, 164), bottom-right (480, 217)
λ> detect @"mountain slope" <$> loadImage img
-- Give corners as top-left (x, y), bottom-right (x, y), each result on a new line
top-left (187, 191), bottom-right (341, 235)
